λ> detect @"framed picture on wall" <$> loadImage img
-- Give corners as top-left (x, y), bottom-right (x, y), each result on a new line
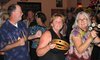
top-left (56, 0), bottom-right (63, 7)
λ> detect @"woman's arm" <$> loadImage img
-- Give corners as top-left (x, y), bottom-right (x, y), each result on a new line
top-left (36, 31), bottom-right (56, 56)
top-left (72, 35), bottom-right (92, 54)
top-left (72, 30), bottom-right (96, 54)
top-left (28, 30), bottom-right (42, 40)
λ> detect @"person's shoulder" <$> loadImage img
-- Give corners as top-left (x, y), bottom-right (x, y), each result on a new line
top-left (0, 25), bottom-right (6, 35)
top-left (19, 20), bottom-right (25, 24)
top-left (38, 25), bottom-right (47, 30)
top-left (18, 20), bottom-right (26, 26)
top-left (0, 21), bottom-right (7, 30)
top-left (43, 30), bottom-right (50, 35)
top-left (34, 25), bottom-right (47, 31)
top-left (71, 27), bottom-right (80, 36)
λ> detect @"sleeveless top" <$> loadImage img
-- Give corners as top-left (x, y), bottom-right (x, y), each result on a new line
top-left (67, 27), bottom-right (92, 60)
top-left (50, 29), bottom-right (69, 54)
top-left (39, 28), bottom-right (69, 60)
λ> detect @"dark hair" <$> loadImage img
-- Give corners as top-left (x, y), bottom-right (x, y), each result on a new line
top-left (26, 10), bottom-right (34, 16)
top-left (35, 12), bottom-right (47, 23)
top-left (7, 4), bottom-right (17, 16)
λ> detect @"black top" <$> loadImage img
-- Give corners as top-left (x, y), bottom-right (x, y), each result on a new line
top-left (91, 45), bottom-right (100, 60)
top-left (66, 17), bottom-right (75, 40)
top-left (29, 20), bottom-right (37, 27)
top-left (39, 29), bottom-right (69, 60)
top-left (49, 29), bottom-right (68, 54)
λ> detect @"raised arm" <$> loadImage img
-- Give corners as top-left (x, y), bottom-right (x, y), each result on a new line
top-left (72, 30), bottom-right (97, 54)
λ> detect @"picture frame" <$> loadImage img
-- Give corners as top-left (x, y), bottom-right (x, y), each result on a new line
top-left (56, 0), bottom-right (63, 7)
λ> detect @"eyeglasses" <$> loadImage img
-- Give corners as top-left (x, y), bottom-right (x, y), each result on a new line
top-left (78, 18), bottom-right (87, 21)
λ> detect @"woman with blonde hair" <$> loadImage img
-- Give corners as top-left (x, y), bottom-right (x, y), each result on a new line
top-left (36, 13), bottom-right (69, 60)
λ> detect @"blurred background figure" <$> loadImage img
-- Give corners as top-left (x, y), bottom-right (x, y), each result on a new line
top-left (66, 8), bottom-right (75, 43)
top-left (22, 10), bottom-right (37, 59)
top-left (23, 10), bottom-right (37, 28)
top-left (0, 10), bottom-right (9, 60)
top-left (0, 10), bottom-right (9, 27)
top-left (29, 11), bottom-right (47, 60)
top-left (1, 13), bottom-right (9, 24)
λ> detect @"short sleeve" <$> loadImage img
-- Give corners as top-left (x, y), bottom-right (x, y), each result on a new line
top-left (71, 29), bottom-right (81, 38)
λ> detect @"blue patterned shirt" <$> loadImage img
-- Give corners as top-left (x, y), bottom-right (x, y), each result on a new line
top-left (0, 20), bottom-right (30, 60)
top-left (29, 25), bottom-right (47, 48)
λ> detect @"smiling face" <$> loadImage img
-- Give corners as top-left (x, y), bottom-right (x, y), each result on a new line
top-left (77, 14), bottom-right (88, 30)
top-left (12, 5), bottom-right (23, 22)
top-left (27, 11), bottom-right (34, 19)
top-left (51, 16), bottom-right (63, 31)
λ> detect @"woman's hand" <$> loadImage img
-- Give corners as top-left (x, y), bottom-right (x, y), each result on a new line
top-left (28, 30), bottom-right (42, 40)
top-left (35, 30), bottom-right (42, 38)
top-left (49, 43), bottom-right (56, 49)
top-left (90, 30), bottom-right (97, 40)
